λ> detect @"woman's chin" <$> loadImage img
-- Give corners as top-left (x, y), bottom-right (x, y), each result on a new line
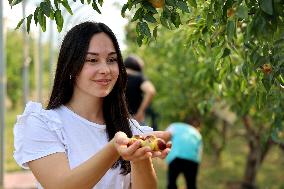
top-left (95, 91), bottom-right (111, 98)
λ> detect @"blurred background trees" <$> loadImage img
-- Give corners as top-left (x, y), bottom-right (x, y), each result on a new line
top-left (3, 0), bottom-right (284, 188)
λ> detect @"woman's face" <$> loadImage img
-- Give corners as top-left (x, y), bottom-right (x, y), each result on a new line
top-left (74, 32), bottom-right (119, 98)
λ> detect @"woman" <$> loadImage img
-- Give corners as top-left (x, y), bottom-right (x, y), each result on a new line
top-left (13, 22), bottom-right (171, 189)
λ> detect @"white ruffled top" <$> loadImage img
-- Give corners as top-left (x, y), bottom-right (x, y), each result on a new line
top-left (13, 101), bottom-right (153, 189)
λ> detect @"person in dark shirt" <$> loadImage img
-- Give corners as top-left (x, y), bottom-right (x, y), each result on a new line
top-left (124, 55), bottom-right (156, 125)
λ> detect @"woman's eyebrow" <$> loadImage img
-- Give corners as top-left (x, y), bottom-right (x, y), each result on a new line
top-left (86, 52), bottom-right (117, 56)
top-left (108, 52), bottom-right (117, 56)
top-left (86, 52), bottom-right (99, 55)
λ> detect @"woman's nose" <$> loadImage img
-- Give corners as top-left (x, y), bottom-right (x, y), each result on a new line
top-left (98, 62), bottom-right (111, 74)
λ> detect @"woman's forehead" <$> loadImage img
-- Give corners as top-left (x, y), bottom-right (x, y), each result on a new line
top-left (87, 33), bottom-right (116, 54)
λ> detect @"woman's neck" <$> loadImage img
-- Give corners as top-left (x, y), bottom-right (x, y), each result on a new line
top-left (66, 96), bottom-right (105, 125)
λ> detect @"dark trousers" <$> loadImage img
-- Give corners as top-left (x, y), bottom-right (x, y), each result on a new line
top-left (167, 158), bottom-right (199, 189)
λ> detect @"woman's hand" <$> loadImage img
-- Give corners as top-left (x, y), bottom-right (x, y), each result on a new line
top-left (145, 131), bottom-right (172, 159)
top-left (113, 131), bottom-right (172, 162)
top-left (113, 132), bottom-right (153, 162)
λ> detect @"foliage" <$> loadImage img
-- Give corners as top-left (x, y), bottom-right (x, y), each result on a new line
top-left (11, 0), bottom-right (284, 91)
top-left (123, 10), bottom-right (284, 184)
top-left (6, 30), bottom-right (35, 108)
top-left (122, 0), bottom-right (284, 142)
top-left (8, 0), bottom-right (284, 186)
top-left (6, 29), bottom-right (53, 108)
top-left (10, 0), bottom-right (283, 156)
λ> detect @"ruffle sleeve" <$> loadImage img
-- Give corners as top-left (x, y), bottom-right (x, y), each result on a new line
top-left (13, 101), bottom-right (67, 169)
top-left (129, 119), bottom-right (153, 135)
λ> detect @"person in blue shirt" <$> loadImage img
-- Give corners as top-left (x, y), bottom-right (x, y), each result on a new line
top-left (165, 116), bottom-right (202, 189)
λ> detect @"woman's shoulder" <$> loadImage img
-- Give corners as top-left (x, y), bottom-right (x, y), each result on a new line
top-left (14, 101), bottom-right (66, 169)
top-left (15, 101), bottom-right (63, 131)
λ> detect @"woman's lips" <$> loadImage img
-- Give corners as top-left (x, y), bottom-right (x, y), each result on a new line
top-left (94, 79), bottom-right (111, 86)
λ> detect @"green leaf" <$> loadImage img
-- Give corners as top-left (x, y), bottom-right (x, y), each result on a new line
top-left (34, 7), bottom-right (40, 25)
top-left (143, 2), bottom-right (158, 14)
top-left (260, 0), bottom-right (273, 15)
top-left (277, 75), bottom-right (284, 85)
top-left (136, 22), bottom-right (141, 34)
top-left (166, 0), bottom-right (176, 6)
top-left (38, 10), bottom-right (47, 32)
top-left (80, 0), bottom-right (84, 3)
top-left (40, 1), bottom-right (53, 17)
top-left (15, 18), bottom-right (25, 30)
top-left (187, 0), bottom-right (197, 8)
top-left (54, 0), bottom-right (59, 9)
top-left (236, 5), bottom-right (248, 19)
top-left (262, 75), bottom-right (272, 92)
top-left (160, 15), bottom-right (170, 29)
top-left (242, 62), bottom-right (249, 78)
top-left (221, 48), bottom-right (231, 58)
top-left (226, 20), bottom-right (236, 40)
top-left (87, 0), bottom-right (92, 4)
top-left (121, 4), bottom-right (128, 18)
top-left (26, 14), bottom-right (33, 33)
top-left (10, 0), bottom-right (23, 6)
top-left (92, 2), bottom-right (101, 14)
top-left (50, 11), bottom-right (55, 20)
top-left (171, 12), bottom-right (181, 28)
top-left (153, 26), bottom-right (158, 39)
top-left (55, 9), bottom-right (64, 32)
top-left (136, 34), bottom-right (143, 46)
top-left (163, 6), bottom-right (171, 18)
top-left (206, 12), bottom-right (213, 28)
top-left (140, 22), bottom-right (151, 38)
top-left (144, 13), bottom-right (157, 23)
top-left (177, 1), bottom-right (190, 13)
top-left (62, 0), bottom-right (73, 15)
top-left (98, 0), bottom-right (104, 6)
top-left (132, 8), bottom-right (143, 22)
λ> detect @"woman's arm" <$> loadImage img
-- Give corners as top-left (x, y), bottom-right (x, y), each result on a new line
top-left (127, 131), bottom-right (172, 189)
top-left (28, 140), bottom-right (120, 189)
top-left (131, 158), bottom-right (157, 189)
top-left (28, 131), bottom-right (171, 189)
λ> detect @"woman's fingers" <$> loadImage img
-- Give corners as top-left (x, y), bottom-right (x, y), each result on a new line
top-left (150, 131), bottom-right (172, 142)
top-left (118, 140), bottom-right (141, 156)
top-left (119, 143), bottom-right (153, 161)
top-left (114, 131), bottom-right (172, 161)
top-left (114, 131), bottom-right (129, 146)
top-left (152, 147), bottom-right (171, 159)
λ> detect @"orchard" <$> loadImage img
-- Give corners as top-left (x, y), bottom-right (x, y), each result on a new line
top-left (8, 0), bottom-right (284, 188)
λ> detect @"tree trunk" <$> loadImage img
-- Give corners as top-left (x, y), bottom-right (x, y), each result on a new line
top-left (242, 116), bottom-right (272, 189)
top-left (242, 143), bottom-right (260, 189)
top-left (210, 120), bottom-right (228, 163)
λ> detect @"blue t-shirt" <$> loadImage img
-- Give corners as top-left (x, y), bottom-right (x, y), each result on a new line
top-left (166, 122), bottom-right (202, 164)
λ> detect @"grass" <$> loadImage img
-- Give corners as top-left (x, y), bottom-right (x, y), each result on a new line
top-left (153, 140), bottom-right (284, 189)
top-left (4, 107), bottom-right (284, 188)
top-left (5, 106), bottom-right (23, 172)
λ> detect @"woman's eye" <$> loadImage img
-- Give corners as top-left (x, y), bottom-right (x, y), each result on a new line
top-left (108, 58), bottom-right (117, 64)
top-left (86, 58), bottom-right (98, 63)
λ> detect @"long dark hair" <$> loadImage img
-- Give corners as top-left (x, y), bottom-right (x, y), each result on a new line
top-left (47, 22), bottom-right (132, 174)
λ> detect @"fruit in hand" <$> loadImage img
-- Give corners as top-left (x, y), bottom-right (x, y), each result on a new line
top-left (128, 135), bottom-right (144, 146)
top-left (128, 134), bottom-right (167, 151)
